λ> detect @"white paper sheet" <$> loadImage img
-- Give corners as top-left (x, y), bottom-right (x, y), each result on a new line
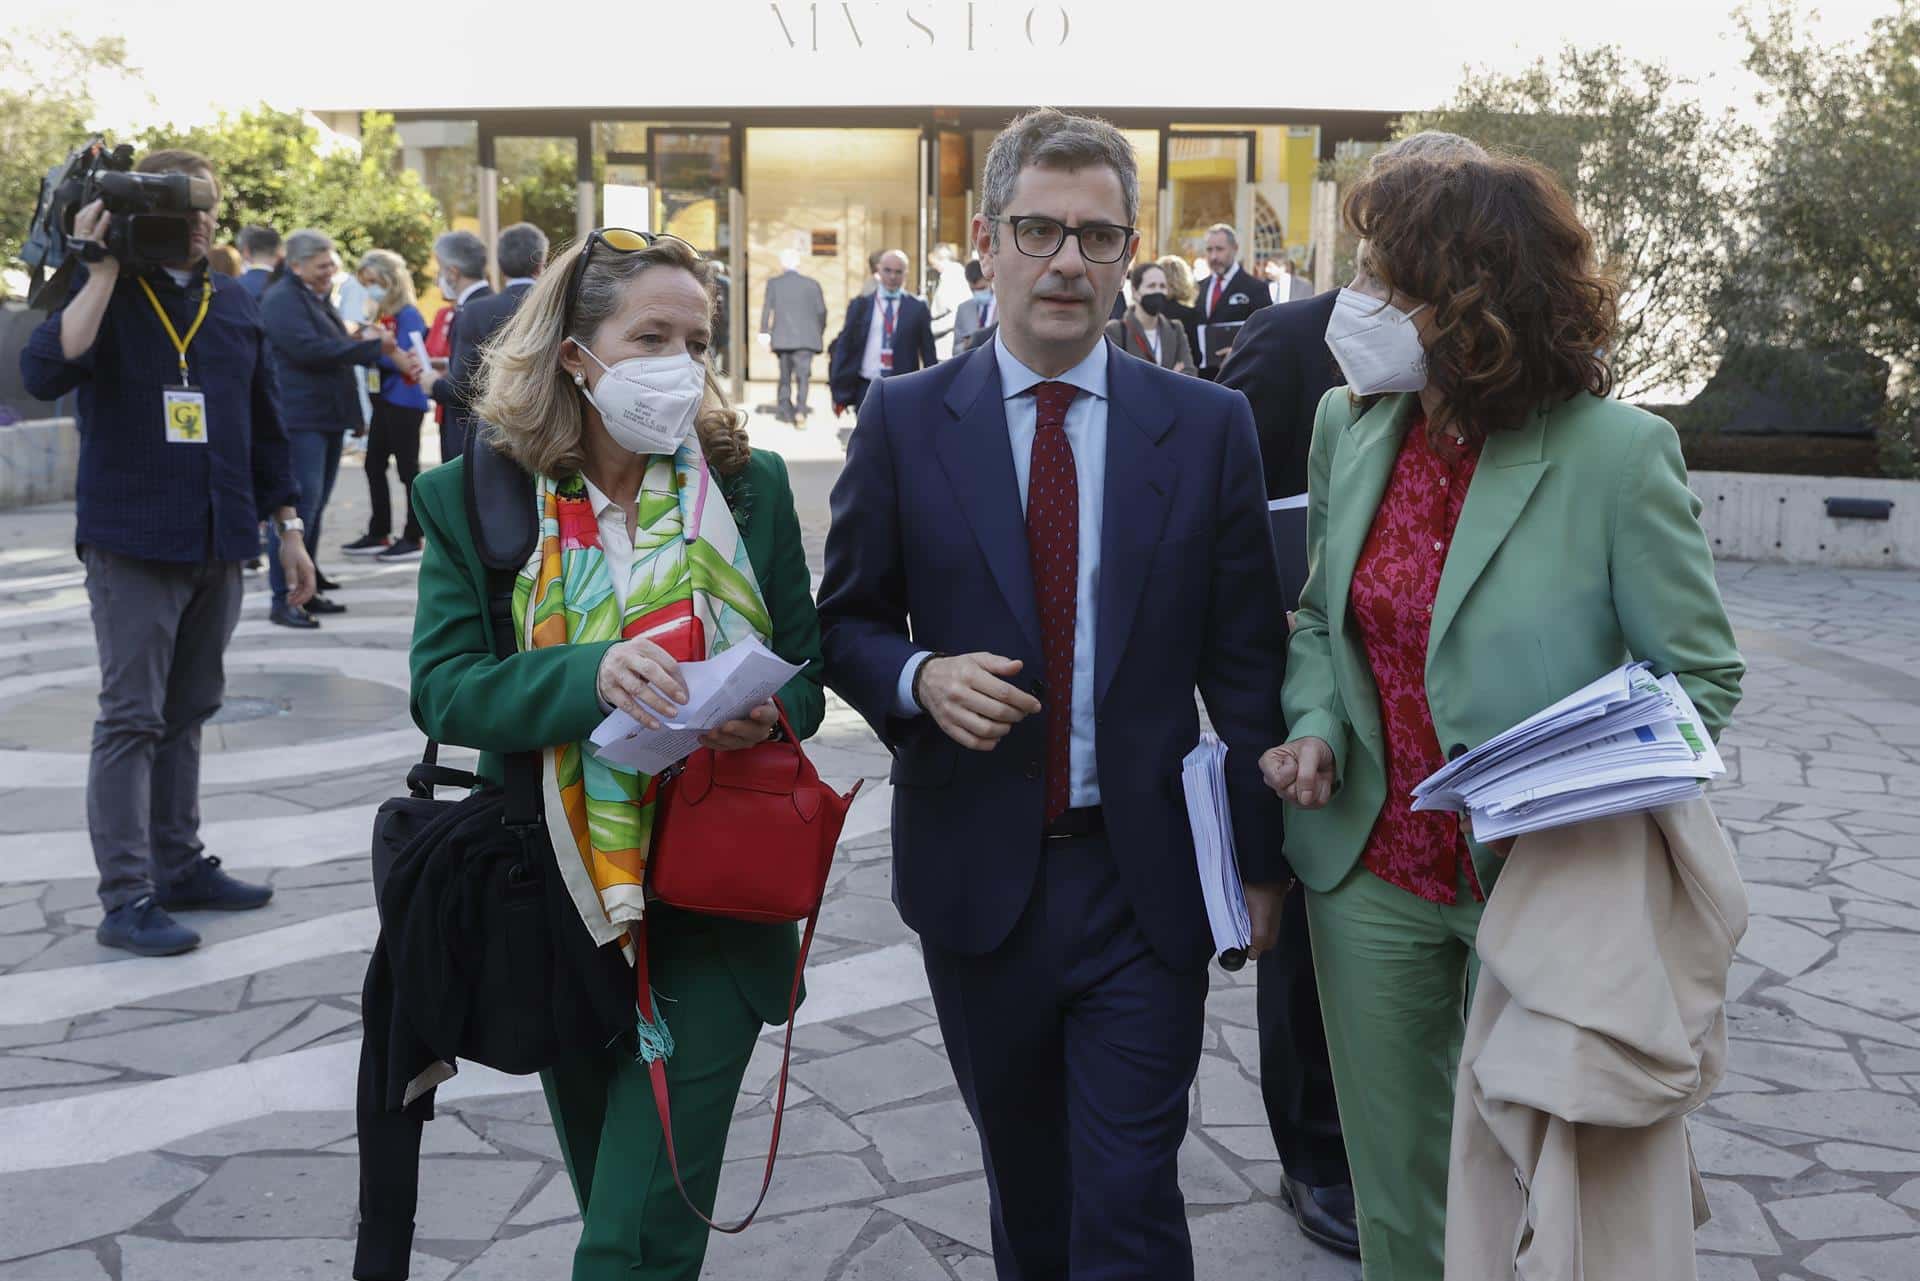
top-left (587, 637), bottom-right (804, 776)
top-left (1414, 661), bottom-right (1727, 841)
top-left (1181, 734), bottom-right (1252, 966)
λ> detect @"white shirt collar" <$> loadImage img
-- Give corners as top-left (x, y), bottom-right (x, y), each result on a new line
top-left (993, 333), bottom-right (1109, 404)
top-left (582, 476), bottom-right (622, 522)
top-left (456, 279), bottom-right (488, 306)
top-left (504, 276), bottom-right (536, 289)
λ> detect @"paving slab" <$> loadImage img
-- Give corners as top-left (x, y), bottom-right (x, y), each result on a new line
top-left (791, 1040), bottom-right (953, 1115)
top-left (169, 1154), bottom-right (359, 1239)
top-left (116, 1237), bottom-right (456, 1281)
top-left (840, 1222), bottom-right (949, 1281)
top-left (27, 1002), bottom-right (309, 1077)
top-left (0, 1154), bottom-right (204, 1261)
top-left (1800, 1237), bottom-right (1920, 1281)
top-left (413, 1159), bottom-right (544, 1241)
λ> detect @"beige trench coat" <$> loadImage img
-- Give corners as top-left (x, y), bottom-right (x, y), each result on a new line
top-left (1446, 798), bottom-right (1749, 1281)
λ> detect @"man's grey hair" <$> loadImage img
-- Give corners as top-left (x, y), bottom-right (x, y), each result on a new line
top-left (237, 224), bottom-right (280, 260)
top-left (496, 222), bottom-right (549, 279)
top-left (434, 230), bottom-right (488, 281)
top-left (979, 108), bottom-right (1139, 247)
top-left (1372, 130), bottom-right (1488, 171)
top-left (284, 229), bottom-right (333, 266)
top-left (1206, 223), bottom-right (1238, 248)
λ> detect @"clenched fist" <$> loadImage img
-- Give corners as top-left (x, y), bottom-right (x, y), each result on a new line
top-left (1259, 737), bottom-right (1335, 809)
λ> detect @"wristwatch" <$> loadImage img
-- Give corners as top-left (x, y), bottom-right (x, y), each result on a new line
top-left (275, 516), bottom-right (306, 537)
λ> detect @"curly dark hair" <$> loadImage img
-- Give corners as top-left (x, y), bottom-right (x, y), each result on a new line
top-left (1343, 152), bottom-right (1618, 443)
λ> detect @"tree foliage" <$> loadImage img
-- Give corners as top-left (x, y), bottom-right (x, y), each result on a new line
top-left (136, 108), bottom-right (442, 291)
top-left (496, 138), bottom-right (581, 254)
top-left (1401, 45), bottom-right (1754, 402)
top-left (0, 31), bottom-right (139, 269)
top-left (1736, 2), bottom-right (1920, 474)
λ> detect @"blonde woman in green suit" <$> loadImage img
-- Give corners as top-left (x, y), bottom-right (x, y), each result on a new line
top-left (1257, 154), bottom-right (1744, 1277)
top-left (408, 230), bottom-right (823, 1280)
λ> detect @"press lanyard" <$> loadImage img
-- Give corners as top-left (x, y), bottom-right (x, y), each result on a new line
top-left (137, 275), bottom-right (212, 385)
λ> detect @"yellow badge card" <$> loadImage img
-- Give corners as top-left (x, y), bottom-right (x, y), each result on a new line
top-left (163, 388), bottom-right (208, 444)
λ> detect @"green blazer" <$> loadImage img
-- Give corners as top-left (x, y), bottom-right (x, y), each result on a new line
top-left (408, 447), bottom-right (826, 1024)
top-left (1281, 390), bottom-right (1745, 896)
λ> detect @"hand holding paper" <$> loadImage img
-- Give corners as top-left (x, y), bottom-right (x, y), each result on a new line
top-left (590, 638), bottom-right (804, 777)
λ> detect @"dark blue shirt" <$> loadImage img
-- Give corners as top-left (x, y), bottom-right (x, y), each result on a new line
top-left (372, 304), bottom-right (431, 412)
top-left (20, 263), bottom-right (299, 564)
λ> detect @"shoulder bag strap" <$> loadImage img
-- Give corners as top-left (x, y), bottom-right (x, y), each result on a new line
top-left (634, 910), bottom-right (817, 1235)
top-left (465, 430), bottom-right (544, 830)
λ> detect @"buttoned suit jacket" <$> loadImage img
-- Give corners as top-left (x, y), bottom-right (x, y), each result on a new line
top-left (817, 339), bottom-right (1291, 969)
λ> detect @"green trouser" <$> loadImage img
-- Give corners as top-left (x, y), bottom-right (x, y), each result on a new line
top-left (1306, 865), bottom-right (1485, 1281)
top-left (541, 910), bottom-right (763, 1281)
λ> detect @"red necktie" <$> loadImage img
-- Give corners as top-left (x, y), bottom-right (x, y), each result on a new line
top-left (1027, 381), bottom-right (1081, 824)
top-left (1209, 274), bottom-right (1224, 316)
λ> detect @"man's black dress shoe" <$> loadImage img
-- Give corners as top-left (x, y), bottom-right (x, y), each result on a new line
top-left (305, 595), bottom-right (347, 615)
top-left (1280, 1175), bottom-right (1360, 1259)
top-left (315, 571), bottom-right (342, 592)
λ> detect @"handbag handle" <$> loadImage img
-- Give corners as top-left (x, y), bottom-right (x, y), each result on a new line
top-left (634, 908), bottom-right (816, 1234)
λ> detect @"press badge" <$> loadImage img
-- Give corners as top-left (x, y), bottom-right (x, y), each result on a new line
top-left (879, 348), bottom-right (894, 372)
top-left (163, 387), bottom-right (209, 444)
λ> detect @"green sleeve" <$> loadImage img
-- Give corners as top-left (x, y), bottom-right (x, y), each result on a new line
top-left (1280, 388), bottom-right (1352, 777)
top-left (756, 452), bottom-right (827, 741)
top-left (1608, 415), bottom-right (1745, 741)
top-left (408, 468), bottom-right (619, 754)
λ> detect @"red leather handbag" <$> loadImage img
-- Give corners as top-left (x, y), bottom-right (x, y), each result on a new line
top-left (638, 700), bottom-right (862, 1232)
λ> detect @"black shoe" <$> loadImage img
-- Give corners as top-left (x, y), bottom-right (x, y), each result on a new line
top-left (96, 895), bottom-right (201, 955)
top-left (1280, 1176), bottom-right (1360, 1259)
top-left (244, 557), bottom-right (263, 572)
top-left (316, 571), bottom-right (341, 592)
top-left (270, 602), bottom-right (320, 629)
top-left (155, 856), bottom-right (274, 912)
top-left (374, 538), bottom-right (421, 563)
top-left (343, 533), bottom-right (391, 556)
top-left (305, 595), bottom-right (347, 615)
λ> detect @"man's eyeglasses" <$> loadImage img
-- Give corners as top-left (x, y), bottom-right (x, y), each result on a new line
top-left (996, 215), bottom-right (1136, 265)
top-left (562, 227), bottom-right (698, 322)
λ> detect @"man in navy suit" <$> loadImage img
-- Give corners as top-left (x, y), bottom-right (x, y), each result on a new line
top-left (819, 108), bottom-right (1290, 1280)
top-left (827, 249), bottom-right (938, 416)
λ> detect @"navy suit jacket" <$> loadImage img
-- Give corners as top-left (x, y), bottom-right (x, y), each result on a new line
top-left (1215, 290), bottom-right (1342, 499)
top-left (817, 339), bottom-right (1290, 969)
top-left (827, 292), bottom-right (938, 408)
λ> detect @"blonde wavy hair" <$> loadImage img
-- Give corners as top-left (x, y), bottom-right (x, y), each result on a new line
top-left (1156, 253), bottom-right (1197, 306)
top-left (474, 235), bottom-right (748, 480)
top-left (356, 249), bottom-right (418, 319)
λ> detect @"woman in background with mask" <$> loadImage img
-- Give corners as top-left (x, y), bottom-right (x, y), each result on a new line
top-left (1106, 260), bottom-right (1195, 374)
top-left (344, 249), bottom-right (430, 560)
top-left (406, 229), bottom-right (825, 1281)
top-left (1256, 153), bottom-right (1742, 1278)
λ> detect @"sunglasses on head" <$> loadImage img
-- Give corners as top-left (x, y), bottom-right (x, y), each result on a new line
top-left (561, 227), bottom-right (700, 323)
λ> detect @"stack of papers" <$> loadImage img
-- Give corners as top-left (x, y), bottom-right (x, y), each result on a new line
top-left (588, 637), bottom-right (805, 776)
top-left (1181, 734), bottom-right (1253, 969)
top-left (1413, 662), bottom-right (1726, 842)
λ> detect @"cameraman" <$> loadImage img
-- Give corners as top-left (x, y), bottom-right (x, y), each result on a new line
top-left (19, 147), bottom-right (314, 957)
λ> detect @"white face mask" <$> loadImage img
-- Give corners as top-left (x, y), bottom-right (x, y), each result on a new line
top-left (575, 345), bottom-right (705, 456)
top-left (1324, 287), bottom-right (1430, 396)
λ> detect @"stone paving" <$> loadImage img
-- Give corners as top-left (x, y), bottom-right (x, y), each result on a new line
top-left (0, 436), bottom-right (1918, 1279)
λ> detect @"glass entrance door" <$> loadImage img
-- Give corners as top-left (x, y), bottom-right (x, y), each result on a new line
top-left (742, 128), bottom-right (920, 390)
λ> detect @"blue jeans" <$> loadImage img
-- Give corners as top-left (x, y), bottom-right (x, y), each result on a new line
top-left (269, 430), bottom-right (345, 606)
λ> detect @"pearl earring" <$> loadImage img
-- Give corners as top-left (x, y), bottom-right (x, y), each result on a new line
top-left (573, 372), bottom-right (585, 386)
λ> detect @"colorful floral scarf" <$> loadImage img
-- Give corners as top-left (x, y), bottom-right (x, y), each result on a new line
top-left (513, 442), bottom-right (770, 954)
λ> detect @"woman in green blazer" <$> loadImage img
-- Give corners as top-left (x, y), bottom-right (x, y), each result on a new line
top-left (1258, 155), bottom-right (1743, 1278)
top-left (408, 230), bottom-right (824, 1281)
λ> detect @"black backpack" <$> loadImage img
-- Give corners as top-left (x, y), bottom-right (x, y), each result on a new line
top-left (368, 433), bottom-right (631, 1074)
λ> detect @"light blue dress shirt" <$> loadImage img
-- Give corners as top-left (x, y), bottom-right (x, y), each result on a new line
top-left (894, 335), bottom-right (1108, 807)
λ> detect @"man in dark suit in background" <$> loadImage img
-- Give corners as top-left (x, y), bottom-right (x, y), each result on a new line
top-left (1214, 286), bottom-right (1356, 1257)
top-left (419, 223), bottom-right (547, 461)
top-left (1189, 222), bottom-right (1271, 379)
top-left (828, 249), bottom-right (938, 440)
top-left (1217, 289), bottom-right (1341, 500)
top-left (819, 108), bottom-right (1289, 1281)
top-left (236, 224), bottom-right (281, 301)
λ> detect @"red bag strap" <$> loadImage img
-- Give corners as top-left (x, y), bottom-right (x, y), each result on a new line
top-left (634, 908), bottom-right (817, 1234)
